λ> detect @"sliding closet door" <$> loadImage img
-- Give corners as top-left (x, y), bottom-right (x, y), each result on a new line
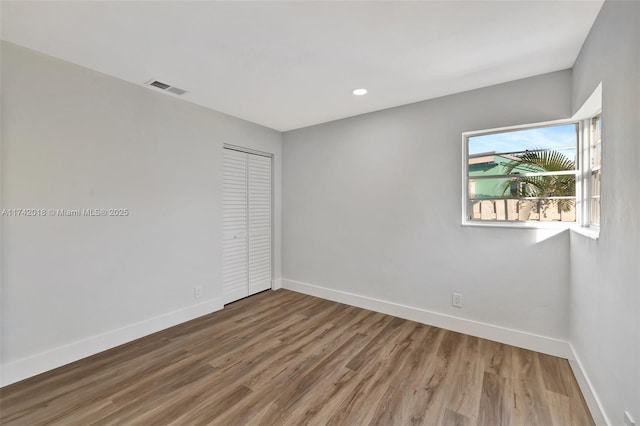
top-left (247, 154), bottom-right (272, 295)
top-left (223, 149), bottom-right (250, 303)
top-left (222, 147), bottom-right (272, 304)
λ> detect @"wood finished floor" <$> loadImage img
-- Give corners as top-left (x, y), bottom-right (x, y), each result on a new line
top-left (1, 289), bottom-right (593, 426)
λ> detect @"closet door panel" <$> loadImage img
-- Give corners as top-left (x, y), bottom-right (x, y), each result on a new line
top-left (223, 149), bottom-right (249, 304)
top-left (248, 154), bottom-right (272, 295)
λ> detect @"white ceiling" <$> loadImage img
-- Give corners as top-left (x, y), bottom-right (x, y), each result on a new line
top-left (1, 1), bottom-right (603, 132)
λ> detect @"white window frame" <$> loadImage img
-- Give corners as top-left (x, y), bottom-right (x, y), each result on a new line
top-left (461, 83), bottom-right (602, 237)
top-left (588, 113), bottom-right (601, 227)
top-left (573, 112), bottom-right (602, 237)
top-left (461, 118), bottom-right (580, 229)
top-left (573, 83), bottom-right (602, 239)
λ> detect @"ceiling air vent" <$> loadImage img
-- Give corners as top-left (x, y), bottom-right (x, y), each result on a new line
top-left (145, 79), bottom-right (187, 95)
top-left (166, 86), bottom-right (186, 95)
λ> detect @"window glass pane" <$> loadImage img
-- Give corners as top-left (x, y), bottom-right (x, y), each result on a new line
top-left (468, 199), bottom-right (576, 222)
top-left (592, 115), bottom-right (602, 142)
top-left (591, 115), bottom-right (602, 169)
top-left (468, 175), bottom-right (576, 200)
top-left (591, 197), bottom-right (600, 225)
top-left (467, 177), bottom-right (515, 199)
top-left (468, 148), bottom-right (576, 173)
top-left (468, 124), bottom-right (577, 155)
top-left (590, 171), bottom-right (601, 196)
top-left (591, 142), bottom-right (601, 168)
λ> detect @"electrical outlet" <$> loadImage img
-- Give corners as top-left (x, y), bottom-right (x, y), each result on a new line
top-left (452, 293), bottom-right (463, 308)
top-left (194, 286), bottom-right (202, 299)
top-left (624, 411), bottom-right (636, 426)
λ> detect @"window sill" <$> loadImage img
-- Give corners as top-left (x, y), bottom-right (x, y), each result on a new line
top-left (570, 226), bottom-right (600, 240)
top-left (461, 221), bottom-right (573, 230)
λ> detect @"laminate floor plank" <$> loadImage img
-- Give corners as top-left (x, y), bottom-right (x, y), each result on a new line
top-left (0, 290), bottom-right (594, 425)
top-left (483, 340), bottom-right (514, 379)
top-left (394, 326), bottom-right (446, 425)
top-left (510, 378), bottom-right (554, 426)
top-left (545, 388), bottom-right (595, 426)
top-left (442, 408), bottom-right (474, 426)
top-left (538, 353), bottom-right (575, 397)
top-left (367, 324), bottom-right (435, 426)
top-left (477, 371), bottom-right (511, 426)
top-left (442, 334), bottom-right (484, 420)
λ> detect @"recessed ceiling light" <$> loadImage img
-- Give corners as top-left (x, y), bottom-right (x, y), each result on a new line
top-left (352, 88), bottom-right (368, 96)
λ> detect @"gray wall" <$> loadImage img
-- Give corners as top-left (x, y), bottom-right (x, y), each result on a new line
top-left (0, 42), bottom-right (282, 380)
top-left (283, 70), bottom-right (572, 340)
top-left (570, 2), bottom-right (640, 424)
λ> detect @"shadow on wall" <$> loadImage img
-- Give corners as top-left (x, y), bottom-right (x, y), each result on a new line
top-left (533, 228), bottom-right (568, 244)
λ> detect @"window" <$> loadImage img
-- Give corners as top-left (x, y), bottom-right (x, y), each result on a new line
top-left (464, 122), bottom-right (579, 224)
top-left (588, 114), bottom-right (602, 226)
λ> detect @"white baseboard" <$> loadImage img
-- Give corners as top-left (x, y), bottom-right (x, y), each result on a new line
top-left (0, 297), bottom-right (223, 387)
top-left (272, 278), bottom-right (283, 290)
top-left (281, 278), bottom-right (571, 358)
top-left (568, 344), bottom-right (610, 426)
